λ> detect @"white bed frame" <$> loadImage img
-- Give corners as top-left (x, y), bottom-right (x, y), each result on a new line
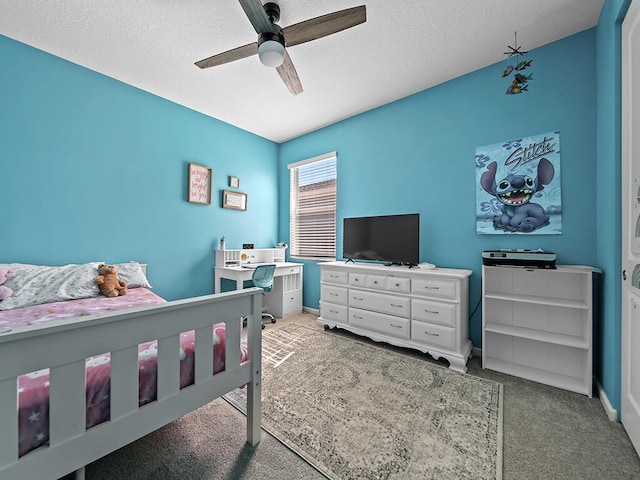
top-left (0, 287), bottom-right (263, 480)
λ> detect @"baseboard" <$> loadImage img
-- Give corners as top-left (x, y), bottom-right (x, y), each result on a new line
top-left (302, 306), bottom-right (319, 315)
top-left (595, 377), bottom-right (619, 422)
top-left (472, 346), bottom-right (482, 359)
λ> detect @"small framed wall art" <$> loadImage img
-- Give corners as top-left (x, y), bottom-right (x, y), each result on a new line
top-left (188, 163), bottom-right (212, 204)
top-left (229, 176), bottom-right (240, 189)
top-left (223, 190), bottom-right (247, 211)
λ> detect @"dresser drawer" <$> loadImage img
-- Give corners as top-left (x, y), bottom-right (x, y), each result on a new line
top-left (349, 307), bottom-right (410, 340)
top-left (411, 278), bottom-right (458, 300)
top-left (349, 290), bottom-right (410, 318)
top-left (321, 302), bottom-right (348, 324)
top-left (349, 273), bottom-right (367, 287)
top-left (321, 285), bottom-right (348, 305)
top-left (386, 277), bottom-right (411, 293)
top-left (411, 298), bottom-right (457, 327)
top-left (366, 274), bottom-right (387, 289)
top-left (322, 269), bottom-right (348, 285)
top-left (411, 320), bottom-right (455, 350)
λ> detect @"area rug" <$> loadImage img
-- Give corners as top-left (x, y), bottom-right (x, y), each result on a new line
top-left (225, 323), bottom-right (503, 480)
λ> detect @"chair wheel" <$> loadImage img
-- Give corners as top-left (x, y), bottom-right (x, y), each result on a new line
top-left (270, 318), bottom-right (276, 323)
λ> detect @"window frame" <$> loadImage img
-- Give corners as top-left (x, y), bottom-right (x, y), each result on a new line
top-left (288, 152), bottom-right (337, 261)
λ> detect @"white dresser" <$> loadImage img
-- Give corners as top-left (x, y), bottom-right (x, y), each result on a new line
top-left (318, 261), bottom-right (473, 372)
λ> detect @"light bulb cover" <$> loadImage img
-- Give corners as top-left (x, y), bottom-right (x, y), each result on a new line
top-left (258, 32), bottom-right (285, 68)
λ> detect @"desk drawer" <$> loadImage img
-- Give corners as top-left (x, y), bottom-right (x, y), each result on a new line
top-left (282, 291), bottom-right (302, 316)
top-left (277, 265), bottom-right (301, 276)
top-left (321, 285), bottom-right (348, 306)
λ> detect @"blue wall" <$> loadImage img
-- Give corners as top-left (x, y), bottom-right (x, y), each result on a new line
top-left (279, 29), bottom-right (598, 351)
top-left (596, 0), bottom-right (631, 418)
top-left (0, 35), bottom-right (279, 301)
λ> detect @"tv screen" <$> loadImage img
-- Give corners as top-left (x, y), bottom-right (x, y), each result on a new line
top-left (343, 214), bottom-right (420, 265)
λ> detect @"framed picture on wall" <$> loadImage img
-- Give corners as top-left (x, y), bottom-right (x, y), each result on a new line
top-left (222, 190), bottom-right (247, 211)
top-left (188, 163), bottom-right (212, 204)
top-left (229, 176), bottom-right (240, 188)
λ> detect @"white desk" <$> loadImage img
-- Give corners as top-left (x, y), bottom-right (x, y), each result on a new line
top-left (214, 262), bottom-right (303, 318)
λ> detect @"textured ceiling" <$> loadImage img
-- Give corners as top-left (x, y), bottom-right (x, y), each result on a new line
top-left (1, 0), bottom-right (603, 143)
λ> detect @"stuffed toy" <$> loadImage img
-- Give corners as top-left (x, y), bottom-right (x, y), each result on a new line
top-left (96, 263), bottom-right (128, 298)
top-left (0, 267), bottom-right (16, 301)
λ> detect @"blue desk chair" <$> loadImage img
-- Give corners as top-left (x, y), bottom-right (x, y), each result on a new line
top-left (251, 264), bottom-right (277, 326)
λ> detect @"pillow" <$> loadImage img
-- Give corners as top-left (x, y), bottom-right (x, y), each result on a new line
top-left (115, 262), bottom-right (152, 289)
top-left (0, 262), bottom-right (103, 310)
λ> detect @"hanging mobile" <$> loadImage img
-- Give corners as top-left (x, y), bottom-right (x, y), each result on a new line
top-left (502, 31), bottom-right (533, 95)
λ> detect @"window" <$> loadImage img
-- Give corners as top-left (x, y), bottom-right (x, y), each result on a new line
top-left (288, 152), bottom-right (337, 259)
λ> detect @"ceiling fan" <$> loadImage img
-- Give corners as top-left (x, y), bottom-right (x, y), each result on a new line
top-left (195, 0), bottom-right (367, 95)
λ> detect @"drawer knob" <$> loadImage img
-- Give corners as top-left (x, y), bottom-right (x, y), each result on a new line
top-left (425, 309), bottom-right (439, 314)
top-left (352, 314), bottom-right (363, 320)
top-left (390, 303), bottom-right (404, 308)
top-left (353, 296), bottom-right (364, 301)
top-left (425, 286), bottom-right (440, 290)
top-left (390, 323), bottom-right (402, 329)
top-left (424, 331), bottom-right (440, 337)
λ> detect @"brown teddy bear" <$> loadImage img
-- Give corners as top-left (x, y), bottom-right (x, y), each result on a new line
top-left (96, 263), bottom-right (128, 298)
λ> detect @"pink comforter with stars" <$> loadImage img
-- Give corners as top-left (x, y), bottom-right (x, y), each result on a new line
top-left (0, 288), bottom-right (246, 457)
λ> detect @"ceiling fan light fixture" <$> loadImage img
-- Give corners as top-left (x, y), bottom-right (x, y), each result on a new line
top-left (258, 32), bottom-right (285, 68)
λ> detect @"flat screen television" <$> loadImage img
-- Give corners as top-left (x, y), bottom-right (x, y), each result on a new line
top-left (343, 214), bottom-right (420, 266)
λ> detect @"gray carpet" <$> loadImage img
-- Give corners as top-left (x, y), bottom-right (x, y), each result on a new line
top-left (224, 323), bottom-right (503, 480)
top-left (64, 312), bottom-right (640, 480)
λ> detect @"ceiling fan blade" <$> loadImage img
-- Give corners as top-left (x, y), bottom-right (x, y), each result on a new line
top-left (238, 0), bottom-right (276, 34)
top-left (195, 42), bottom-right (258, 69)
top-left (283, 5), bottom-right (366, 48)
top-left (276, 51), bottom-right (303, 95)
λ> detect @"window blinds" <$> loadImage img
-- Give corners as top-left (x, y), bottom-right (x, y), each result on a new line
top-left (289, 153), bottom-right (337, 259)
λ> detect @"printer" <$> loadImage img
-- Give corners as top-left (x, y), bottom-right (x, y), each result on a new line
top-left (482, 249), bottom-right (556, 269)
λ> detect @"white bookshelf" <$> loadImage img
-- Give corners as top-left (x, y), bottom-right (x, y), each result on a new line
top-left (482, 265), bottom-right (594, 397)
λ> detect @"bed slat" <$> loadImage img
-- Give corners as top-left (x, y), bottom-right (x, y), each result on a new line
top-left (194, 326), bottom-right (214, 384)
top-left (50, 360), bottom-right (86, 446)
top-left (225, 318), bottom-right (241, 369)
top-left (110, 345), bottom-right (139, 420)
top-left (157, 335), bottom-right (180, 400)
top-left (246, 293), bottom-right (263, 445)
top-left (0, 378), bottom-right (18, 465)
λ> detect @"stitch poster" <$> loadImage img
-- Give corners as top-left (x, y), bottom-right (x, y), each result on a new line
top-left (476, 131), bottom-right (562, 234)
